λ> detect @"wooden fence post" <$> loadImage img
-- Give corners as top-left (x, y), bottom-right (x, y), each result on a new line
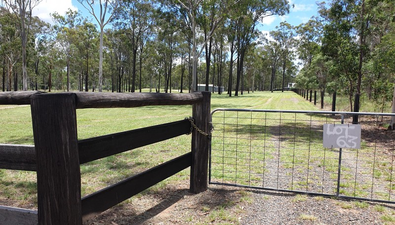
top-left (31, 93), bottom-right (82, 225)
top-left (321, 91), bottom-right (324, 109)
top-left (310, 90), bottom-right (312, 102)
top-left (352, 93), bottom-right (360, 124)
top-left (190, 92), bottom-right (211, 193)
top-left (332, 92), bottom-right (337, 112)
top-left (314, 91), bottom-right (317, 105)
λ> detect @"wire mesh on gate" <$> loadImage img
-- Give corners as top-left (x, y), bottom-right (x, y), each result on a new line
top-left (209, 109), bottom-right (395, 204)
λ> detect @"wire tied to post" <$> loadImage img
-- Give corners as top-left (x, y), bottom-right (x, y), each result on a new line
top-left (186, 117), bottom-right (212, 138)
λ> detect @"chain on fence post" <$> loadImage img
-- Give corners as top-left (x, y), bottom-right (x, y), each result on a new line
top-left (190, 92), bottom-right (211, 193)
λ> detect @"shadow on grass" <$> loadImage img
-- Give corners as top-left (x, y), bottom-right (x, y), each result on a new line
top-left (1, 135), bottom-right (34, 145)
top-left (85, 188), bottom-right (189, 224)
top-left (215, 122), bottom-right (324, 144)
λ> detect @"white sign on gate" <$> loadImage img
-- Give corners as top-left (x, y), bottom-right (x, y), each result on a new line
top-left (323, 124), bottom-right (361, 149)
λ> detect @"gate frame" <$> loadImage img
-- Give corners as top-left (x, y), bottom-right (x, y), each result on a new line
top-left (209, 108), bottom-right (395, 204)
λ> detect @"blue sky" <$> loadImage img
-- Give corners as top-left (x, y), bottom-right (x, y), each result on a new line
top-left (258, 0), bottom-right (320, 33)
top-left (33, 0), bottom-right (320, 33)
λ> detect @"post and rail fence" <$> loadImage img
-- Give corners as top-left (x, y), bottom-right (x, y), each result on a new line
top-left (0, 91), bottom-right (211, 225)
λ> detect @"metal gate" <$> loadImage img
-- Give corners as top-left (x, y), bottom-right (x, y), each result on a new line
top-left (209, 109), bottom-right (395, 204)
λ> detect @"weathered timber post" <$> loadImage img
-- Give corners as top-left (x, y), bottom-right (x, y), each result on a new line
top-left (31, 93), bottom-right (82, 225)
top-left (352, 93), bottom-right (360, 124)
top-left (321, 91), bottom-right (324, 109)
top-left (190, 91), bottom-right (211, 193)
top-left (332, 92), bottom-right (337, 112)
top-left (309, 90), bottom-right (312, 102)
top-left (314, 91), bottom-right (317, 105)
top-left (306, 90), bottom-right (309, 100)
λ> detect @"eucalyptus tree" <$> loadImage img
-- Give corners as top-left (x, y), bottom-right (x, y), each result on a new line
top-left (35, 29), bottom-right (57, 92)
top-left (2, 0), bottom-right (42, 91)
top-left (230, 0), bottom-right (289, 96)
top-left (270, 22), bottom-right (295, 92)
top-left (320, 0), bottom-right (377, 112)
top-left (76, 20), bottom-right (99, 92)
top-left (0, 7), bottom-right (21, 91)
top-left (199, 0), bottom-right (225, 91)
top-left (164, 0), bottom-right (241, 92)
top-left (295, 17), bottom-right (322, 67)
top-left (30, 15), bottom-right (51, 90)
top-left (212, 27), bottom-right (226, 94)
top-left (264, 39), bottom-right (281, 92)
top-left (114, 0), bottom-right (154, 92)
top-left (154, 9), bottom-right (180, 93)
top-left (106, 29), bottom-right (126, 92)
top-left (253, 46), bottom-right (271, 91)
top-left (52, 10), bottom-right (81, 91)
top-left (321, 0), bottom-right (360, 111)
top-left (77, 0), bottom-right (121, 92)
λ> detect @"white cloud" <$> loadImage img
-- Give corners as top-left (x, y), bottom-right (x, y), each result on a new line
top-left (291, 3), bottom-right (315, 13)
top-left (296, 15), bottom-right (311, 23)
top-left (259, 15), bottom-right (277, 25)
top-left (33, 0), bottom-right (77, 23)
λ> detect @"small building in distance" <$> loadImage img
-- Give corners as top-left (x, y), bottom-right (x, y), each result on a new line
top-left (197, 84), bottom-right (225, 93)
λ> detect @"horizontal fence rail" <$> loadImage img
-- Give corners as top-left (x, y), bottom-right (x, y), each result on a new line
top-left (0, 119), bottom-right (191, 170)
top-left (0, 91), bottom-right (204, 108)
top-left (78, 119), bottom-right (191, 164)
top-left (82, 152), bottom-right (192, 220)
top-left (0, 144), bottom-right (36, 171)
top-left (210, 108), bottom-right (395, 204)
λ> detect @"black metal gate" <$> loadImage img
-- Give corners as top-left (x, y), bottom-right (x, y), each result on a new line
top-left (209, 109), bottom-right (395, 204)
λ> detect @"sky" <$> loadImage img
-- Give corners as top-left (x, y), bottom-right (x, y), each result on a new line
top-left (33, 0), bottom-right (320, 33)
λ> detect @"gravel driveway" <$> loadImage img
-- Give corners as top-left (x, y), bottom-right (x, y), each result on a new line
top-left (85, 183), bottom-right (394, 225)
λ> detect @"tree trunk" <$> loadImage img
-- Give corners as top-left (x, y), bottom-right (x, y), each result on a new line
top-left (228, 41), bottom-right (235, 97)
top-left (48, 64), bottom-right (52, 92)
top-left (270, 64), bottom-right (276, 93)
top-left (191, 16), bottom-right (197, 92)
top-left (7, 59), bottom-right (12, 91)
top-left (2, 57), bottom-right (5, 92)
top-left (14, 71), bottom-right (18, 91)
top-left (132, 47), bottom-right (137, 92)
top-left (99, 26), bottom-right (104, 92)
top-left (391, 85), bottom-right (395, 129)
top-left (180, 56), bottom-right (185, 93)
top-left (20, 2), bottom-right (28, 91)
top-left (204, 35), bottom-right (212, 91)
top-left (282, 56), bottom-right (286, 92)
top-left (139, 43), bottom-right (143, 93)
top-left (218, 44), bottom-right (223, 95)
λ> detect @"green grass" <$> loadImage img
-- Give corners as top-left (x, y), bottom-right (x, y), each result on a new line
top-left (1, 90), bottom-right (395, 220)
top-left (299, 214), bottom-right (318, 221)
top-left (0, 91), bottom-right (318, 205)
top-left (322, 92), bottom-right (392, 112)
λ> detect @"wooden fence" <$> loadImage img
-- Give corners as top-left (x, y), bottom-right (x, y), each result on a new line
top-left (0, 91), bottom-right (211, 225)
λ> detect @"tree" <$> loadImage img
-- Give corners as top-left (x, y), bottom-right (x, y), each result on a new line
top-left (3, 0), bottom-right (42, 91)
top-left (171, 0), bottom-right (242, 92)
top-left (77, 0), bottom-right (121, 92)
top-left (76, 20), bottom-right (99, 92)
top-left (114, 0), bottom-right (153, 92)
top-left (231, 0), bottom-right (289, 96)
top-left (321, 0), bottom-right (377, 114)
top-left (0, 7), bottom-right (21, 91)
top-left (52, 10), bottom-right (81, 91)
top-left (271, 22), bottom-right (295, 92)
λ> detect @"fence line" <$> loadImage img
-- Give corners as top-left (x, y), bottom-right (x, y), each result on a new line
top-left (0, 91), bottom-right (211, 225)
top-left (210, 108), bottom-right (395, 204)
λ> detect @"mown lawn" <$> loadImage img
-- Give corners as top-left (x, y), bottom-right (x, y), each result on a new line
top-left (0, 91), bottom-right (319, 208)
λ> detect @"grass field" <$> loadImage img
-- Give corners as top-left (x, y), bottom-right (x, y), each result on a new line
top-left (2, 91), bottom-right (395, 224)
top-left (0, 91), bottom-right (318, 208)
